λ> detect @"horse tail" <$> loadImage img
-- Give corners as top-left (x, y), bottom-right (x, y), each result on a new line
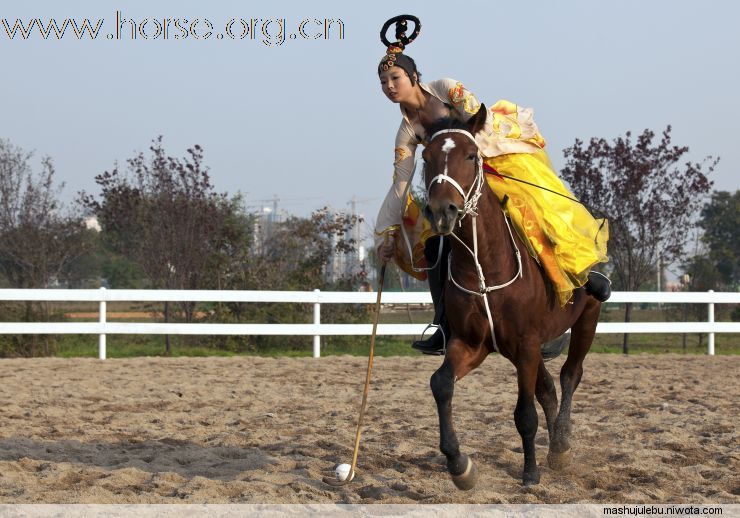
top-left (541, 332), bottom-right (570, 362)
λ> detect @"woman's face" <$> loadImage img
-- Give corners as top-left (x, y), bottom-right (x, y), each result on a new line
top-left (379, 68), bottom-right (415, 104)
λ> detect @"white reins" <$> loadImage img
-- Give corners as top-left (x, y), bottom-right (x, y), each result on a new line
top-left (400, 128), bottom-right (524, 354)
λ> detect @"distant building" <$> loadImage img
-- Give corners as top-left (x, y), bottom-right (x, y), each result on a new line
top-left (84, 216), bottom-right (101, 232)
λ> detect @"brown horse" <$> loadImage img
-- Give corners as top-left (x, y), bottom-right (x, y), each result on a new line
top-left (421, 105), bottom-right (602, 489)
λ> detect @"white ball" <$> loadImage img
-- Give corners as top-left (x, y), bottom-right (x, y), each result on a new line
top-left (335, 463), bottom-right (354, 481)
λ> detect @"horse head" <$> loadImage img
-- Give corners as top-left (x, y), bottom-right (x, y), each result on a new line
top-left (422, 104), bottom-right (487, 235)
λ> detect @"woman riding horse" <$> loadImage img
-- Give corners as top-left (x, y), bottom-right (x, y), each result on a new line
top-left (374, 17), bottom-right (611, 354)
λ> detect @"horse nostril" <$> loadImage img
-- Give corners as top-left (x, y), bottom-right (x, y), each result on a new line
top-left (423, 205), bottom-right (433, 221)
top-left (448, 203), bottom-right (460, 215)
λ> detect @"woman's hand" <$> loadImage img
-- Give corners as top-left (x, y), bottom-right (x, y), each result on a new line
top-left (377, 233), bottom-right (396, 264)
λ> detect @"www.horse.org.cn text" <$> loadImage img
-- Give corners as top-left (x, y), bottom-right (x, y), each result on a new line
top-left (1, 11), bottom-right (345, 46)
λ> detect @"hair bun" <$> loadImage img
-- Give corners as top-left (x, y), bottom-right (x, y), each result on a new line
top-left (380, 15), bottom-right (421, 49)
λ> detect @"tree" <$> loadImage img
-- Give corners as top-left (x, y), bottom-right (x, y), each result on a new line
top-left (697, 190), bottom-right (739, 289)
top-left (81, 137), bottom-right (250, 353)
top-left (0, 138), bottom-right (91, 356)
top-left (676, 254), bottom-right (723, 350)
top-left (675, 190), bottom-right (740, 341)
top-left (240, 208), bottom-right (362, 291)
top-left (219, 207), bottom-right (367, 352)
top-left (561, 126), bottom-right (716, 353)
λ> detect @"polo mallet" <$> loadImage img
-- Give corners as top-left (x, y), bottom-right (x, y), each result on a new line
top-left (323, 263), bottom-right (387, 487)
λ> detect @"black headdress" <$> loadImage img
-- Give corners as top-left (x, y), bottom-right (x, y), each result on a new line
top-left (378, 15), bottom-right (421, 85)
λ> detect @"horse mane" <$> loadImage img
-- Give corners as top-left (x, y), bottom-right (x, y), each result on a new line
top-left (426, 117), bottom-right (469, 139)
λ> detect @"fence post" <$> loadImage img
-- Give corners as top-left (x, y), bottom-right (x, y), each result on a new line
top-left (99, 287), bottom-right (107, 360)
top-left (707, 289), bottom-right (715, 356)
top-left (313, 289), bottom-right (321, 358)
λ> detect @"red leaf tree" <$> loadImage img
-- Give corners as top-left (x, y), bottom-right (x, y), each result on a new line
top-left (561, 126), bottom-right (716, 353)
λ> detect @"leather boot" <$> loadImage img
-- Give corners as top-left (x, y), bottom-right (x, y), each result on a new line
top-left (412, 237), bottom-right (450, 356)
top-left (585, 271), bottom-right (612, 302)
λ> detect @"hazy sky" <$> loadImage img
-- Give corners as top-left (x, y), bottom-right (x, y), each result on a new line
top-left (2, 0), bottom-right (738, 240)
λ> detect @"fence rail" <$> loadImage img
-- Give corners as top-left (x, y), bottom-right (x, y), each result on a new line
top-left (0, 288), bottom-right (738, 358)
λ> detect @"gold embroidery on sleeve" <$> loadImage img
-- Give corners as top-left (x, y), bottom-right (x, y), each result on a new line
top-left (394, 147), bottom-right (409, 164)
top-left (448, 82), bottom-right (481, 114)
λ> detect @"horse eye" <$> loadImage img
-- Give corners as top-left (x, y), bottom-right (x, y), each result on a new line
top-left (466, 153), bottom-right (477, 161)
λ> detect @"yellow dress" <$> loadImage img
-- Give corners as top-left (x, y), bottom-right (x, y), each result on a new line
top-left (483, 151), bottom-right (608, 306)
top-left (375, 80), bottom-right (608, 306)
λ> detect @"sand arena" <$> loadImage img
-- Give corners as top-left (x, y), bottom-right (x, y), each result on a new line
top-left (0, 354), bottom-right (737, 503)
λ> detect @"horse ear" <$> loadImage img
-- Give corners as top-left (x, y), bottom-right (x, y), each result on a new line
top-left (467, 103), bottom-right (487, 136)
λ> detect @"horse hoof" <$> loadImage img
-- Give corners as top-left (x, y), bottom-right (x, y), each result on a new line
top-left (451, 454), bottom-right (478, 491)
top-left (547, 449), bottom-right (572, 471)
top-left (523, 469), bottom-right (540, 486)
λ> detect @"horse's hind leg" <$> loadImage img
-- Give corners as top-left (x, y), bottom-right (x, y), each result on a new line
top-left (430, 339), bottom-right (487, 490)
top-left (549, 298), bottom-right (600, 471)
top-left (535, 357), bottom-right (558, 444)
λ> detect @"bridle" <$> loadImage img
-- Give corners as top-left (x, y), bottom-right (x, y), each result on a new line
top-left (400, 128), bottom-right (524, 354)
top-left (426, 129), bottom-right (486, 221)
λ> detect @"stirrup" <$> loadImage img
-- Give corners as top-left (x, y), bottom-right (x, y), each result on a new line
top-left (411, 322), bottom-right (447, 356)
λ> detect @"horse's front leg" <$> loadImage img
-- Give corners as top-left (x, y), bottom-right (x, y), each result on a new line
top-left (430, 339), bottom-right (487, 490)
top-left (515, 345), bottom-right (541, 486)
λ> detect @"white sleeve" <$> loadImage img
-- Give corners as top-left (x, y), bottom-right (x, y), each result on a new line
top-left (374, 119), bottom-right (419, 247)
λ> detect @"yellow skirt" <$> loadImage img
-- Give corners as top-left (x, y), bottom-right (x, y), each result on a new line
top-left (396, 150), bottom-right (609, 306)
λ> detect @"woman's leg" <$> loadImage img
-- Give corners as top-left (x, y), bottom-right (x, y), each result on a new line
top-left (412, 236), bottom-right (451, 355)
top-left (585, 271), bottom-right (611, 302)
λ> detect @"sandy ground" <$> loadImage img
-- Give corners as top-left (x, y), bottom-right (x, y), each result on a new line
top-left (0, 353), bottom-right (737, 504)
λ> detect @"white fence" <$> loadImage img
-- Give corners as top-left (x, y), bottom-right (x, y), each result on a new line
top-left (0, 288), bottom-right (738, 359)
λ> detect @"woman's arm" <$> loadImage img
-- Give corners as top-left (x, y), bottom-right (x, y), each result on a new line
top-left (374, 120), bottom-right (419, 252)
top-left (434, 78), bottom-right (547, 156)
top-left (439, 78), bottom-right (482, 121)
